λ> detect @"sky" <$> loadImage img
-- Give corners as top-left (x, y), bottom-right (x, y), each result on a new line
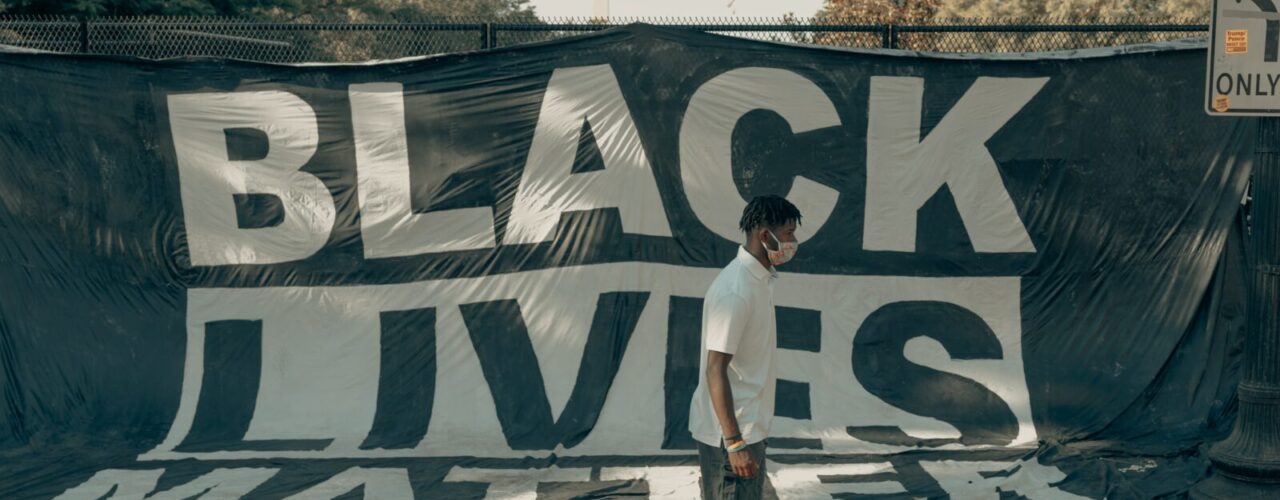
top-left (528, 0), bottom-right (828, 19)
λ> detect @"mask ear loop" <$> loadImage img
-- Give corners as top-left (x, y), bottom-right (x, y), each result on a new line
top-left (764, 229), bottom-right (781, 252)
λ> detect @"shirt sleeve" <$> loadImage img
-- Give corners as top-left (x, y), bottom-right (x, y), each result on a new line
top-left (704, 292), bottom-right (750, 355)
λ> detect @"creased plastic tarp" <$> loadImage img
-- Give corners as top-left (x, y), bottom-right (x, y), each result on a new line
top-left (0, 24), bottom-right (1254, 499)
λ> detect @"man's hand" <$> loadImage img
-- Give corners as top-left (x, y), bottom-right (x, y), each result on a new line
top-left (726, 442), bottom-right (758, 478)
top-left (708, 351), bottom-right (758, 478)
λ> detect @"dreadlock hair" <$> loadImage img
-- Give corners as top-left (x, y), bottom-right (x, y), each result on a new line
top-left (738, 195), bottom-right (802, 234)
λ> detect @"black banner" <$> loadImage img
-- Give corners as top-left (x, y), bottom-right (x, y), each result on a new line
top-left (0, 25), bottom-right (1252, 498)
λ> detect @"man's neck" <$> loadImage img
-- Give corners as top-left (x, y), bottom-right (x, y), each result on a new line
top-left (744, 240), bottom-right (773, 272)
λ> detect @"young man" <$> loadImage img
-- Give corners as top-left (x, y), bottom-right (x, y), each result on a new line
top-left (688, 195), bottom-right (800, 500)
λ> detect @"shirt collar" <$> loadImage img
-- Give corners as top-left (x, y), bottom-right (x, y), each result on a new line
top-left (737, 245), bottom-right (775, 281)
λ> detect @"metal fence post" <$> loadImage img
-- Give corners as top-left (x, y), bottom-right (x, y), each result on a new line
top-left (480, 22), bottom-right (495, 49)
top-left (77, 14), bottom-right (88, 53)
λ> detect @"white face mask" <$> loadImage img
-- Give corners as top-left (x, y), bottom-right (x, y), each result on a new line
top-left (765, 229), bottom-right (797, 266)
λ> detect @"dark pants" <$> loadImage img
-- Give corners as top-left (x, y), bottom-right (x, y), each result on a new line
top-left (696, 440), bottom-right (774, 500)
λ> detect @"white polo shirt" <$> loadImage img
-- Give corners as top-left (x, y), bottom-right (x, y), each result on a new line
top-left (688, 245), bottom-right (778, 447)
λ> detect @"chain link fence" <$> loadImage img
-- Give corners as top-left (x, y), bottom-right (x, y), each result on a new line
top-left (0, 15), bottom-right (1209, 63)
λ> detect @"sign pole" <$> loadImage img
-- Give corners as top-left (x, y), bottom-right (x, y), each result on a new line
top-left (1194, 116), bottom-right (1280, 498)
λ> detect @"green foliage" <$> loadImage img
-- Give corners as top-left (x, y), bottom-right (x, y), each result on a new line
top-left (807, 0), bottom-right (1210, 51)
top-left (0, 0), bottom-right (539, 19)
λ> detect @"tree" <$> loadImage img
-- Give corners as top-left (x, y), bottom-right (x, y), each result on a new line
top-left (0, 0), bottom-right (538, 20)
top-left (936, 0), bottom-right (1210, 21)
top-left (817, 0), bottom-right (941, 24)
top-left (0, 0), bottom-right (538, 61)
top-left (929, 0), bottom-right (1210, 51)
top-left (799, 0), bottom-right (939, 46)
top-left (804, 0), bottom-right (1209, 51)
